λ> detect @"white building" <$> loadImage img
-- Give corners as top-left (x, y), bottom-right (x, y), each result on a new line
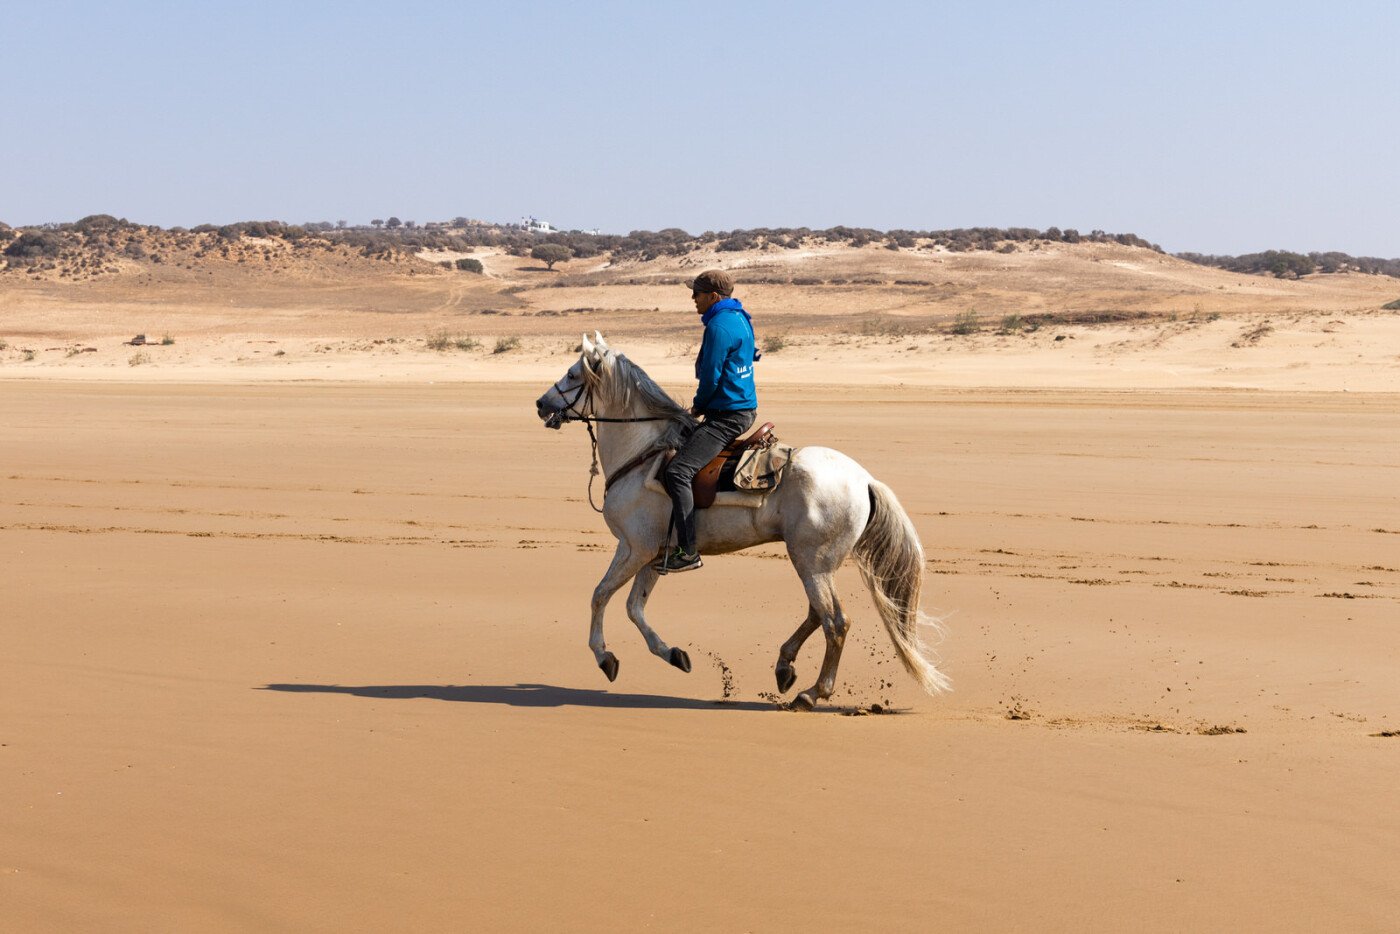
top-left (522, 215), bottom-right (556, 234)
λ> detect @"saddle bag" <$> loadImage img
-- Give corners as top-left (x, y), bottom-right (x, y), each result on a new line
top-left (732, 443), bottom-right (794, 492)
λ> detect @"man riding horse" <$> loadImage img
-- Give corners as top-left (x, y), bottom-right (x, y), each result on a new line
top-left (656, 269), bottom-right (759, 573)
top-left (534, 329), bottom-right (949, 707)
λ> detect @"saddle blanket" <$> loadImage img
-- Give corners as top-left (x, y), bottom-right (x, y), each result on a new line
top-left (643, 444), bottom-right (796, 509)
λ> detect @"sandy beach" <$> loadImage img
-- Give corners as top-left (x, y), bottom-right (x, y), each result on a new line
top-left (5, 374), bottom-right (1398, 931)
top-left (9, 4), bottom-right (1400, 927)
top-left (5, 222), bottom-right (1400, 932)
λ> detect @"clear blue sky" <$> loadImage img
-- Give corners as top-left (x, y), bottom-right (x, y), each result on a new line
top-left (4, 0), bottom-right (1398, 256)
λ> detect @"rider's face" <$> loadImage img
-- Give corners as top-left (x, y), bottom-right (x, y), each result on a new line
top-left (692, 290), bottom-right (721, 315)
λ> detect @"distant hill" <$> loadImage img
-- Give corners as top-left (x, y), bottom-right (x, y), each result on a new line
top-left (3, 212), bottom-right (1398, 344)
top-left (2, 214), bottom-right (1400, 316)
top-left (0, 215), bottom-right (429, 283)
top-left (3, 215), bottom-right (1397, 291)
top-left (1, 214), bottom-right (1167, 282)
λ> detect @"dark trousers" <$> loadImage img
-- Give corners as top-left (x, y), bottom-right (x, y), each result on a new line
top-left (662, 409), bottom-right (756, 553)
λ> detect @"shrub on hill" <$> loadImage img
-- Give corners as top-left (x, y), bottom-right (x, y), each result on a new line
top-left (71, 214), bottom-right (133, 234)
top-left (1178, 249), bottom-right (1400, 279)
top-left (950, 310), bottom-right (981, 335)
top-left (531, 244), bottom-right (572, 269)
top-left (3, 230), bottom-right (63, 263)
top-left (1268, 252), bottom-right (1315, 278)
top-left (456, 258), bottom-right (484, 273)
top-left (1177, 250), bottom-right (1314, 279)
top-left (427, 329), bottom-right (480, 351)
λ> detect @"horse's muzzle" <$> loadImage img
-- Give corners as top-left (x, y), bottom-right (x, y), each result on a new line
top-left (537, 399), bottom-right (565, 429)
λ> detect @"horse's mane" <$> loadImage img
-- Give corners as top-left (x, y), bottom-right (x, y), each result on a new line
top-left (595, 353), bottom-right (697, 452)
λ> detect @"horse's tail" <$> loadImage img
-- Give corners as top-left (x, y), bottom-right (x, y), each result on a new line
top-left (853, 480), bottom-right (952, 695)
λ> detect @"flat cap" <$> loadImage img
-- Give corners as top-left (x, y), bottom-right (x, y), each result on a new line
top-left (686, 269), bottom-right (734, 296)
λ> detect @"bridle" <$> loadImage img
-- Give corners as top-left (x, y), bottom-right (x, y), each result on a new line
top-left (541, 375), bottom-right (589, 429)
top-left (544, 371), bottom-right (673, 428)
top-left (544, 369), bottom-right (672, 512)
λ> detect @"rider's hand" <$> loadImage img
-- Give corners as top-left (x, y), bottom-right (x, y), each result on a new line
top-left (690, 405), bottom-right (702, 418)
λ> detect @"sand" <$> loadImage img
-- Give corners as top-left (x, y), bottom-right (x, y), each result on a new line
top-left (4, 376), bottom-right (1399, 932)
top-left (4, 239), bottom-right (1400, 928)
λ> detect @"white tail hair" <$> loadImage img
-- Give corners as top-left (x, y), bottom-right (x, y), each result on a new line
top-left (852, 480), bottom-right (952, 695)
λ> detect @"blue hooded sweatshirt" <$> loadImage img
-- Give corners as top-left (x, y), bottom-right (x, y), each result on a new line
top-left (693, 297), bottom-right (758, 412)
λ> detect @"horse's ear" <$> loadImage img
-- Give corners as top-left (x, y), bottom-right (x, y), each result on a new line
top-left (581, 333), bottom-right (595, 358)
top-left (592, 332), bottom-right (616, 370)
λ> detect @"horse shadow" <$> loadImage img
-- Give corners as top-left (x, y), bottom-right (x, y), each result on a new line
top-left (261, 682), bottom-right (780, 712)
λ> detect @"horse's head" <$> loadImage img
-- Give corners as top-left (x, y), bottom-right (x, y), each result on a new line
top-left (536, 331), bottom-right (613, 429)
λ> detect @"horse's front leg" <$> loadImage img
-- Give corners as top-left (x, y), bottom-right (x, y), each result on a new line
top-left (590, 543), bottom-right (651, 682)
top-left (625, 567), bottom-right (691, 673)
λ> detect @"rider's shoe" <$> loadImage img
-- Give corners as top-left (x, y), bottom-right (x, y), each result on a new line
top-left (654, 547), bottom-right (703, 574)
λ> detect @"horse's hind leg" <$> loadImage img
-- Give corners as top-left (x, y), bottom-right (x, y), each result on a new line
top-left (774, 606), bottom-right (820, 694)
top-left (791, 573), bottom-right (851, 711)
top-left (625, 566), bottom-right (691, 673)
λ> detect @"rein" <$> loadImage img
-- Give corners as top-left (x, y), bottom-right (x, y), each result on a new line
top-left (548, 376), bottom-right (673, 513)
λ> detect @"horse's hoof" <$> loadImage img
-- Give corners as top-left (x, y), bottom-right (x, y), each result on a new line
top-left (775, 663), bottom-right (797, 693)
top-left (598, 653), bottom-right (620, 682)
top-left (791, 692), bottom-right (817, 712)
top-left (668, 647), bottom-right (691, 673)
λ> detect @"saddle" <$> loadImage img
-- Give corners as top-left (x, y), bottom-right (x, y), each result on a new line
top-left (692, 422), bottom-right (776, 509)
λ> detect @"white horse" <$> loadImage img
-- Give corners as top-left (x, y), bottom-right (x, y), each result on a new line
top-left (535, 332), bottom-right (950, 710)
